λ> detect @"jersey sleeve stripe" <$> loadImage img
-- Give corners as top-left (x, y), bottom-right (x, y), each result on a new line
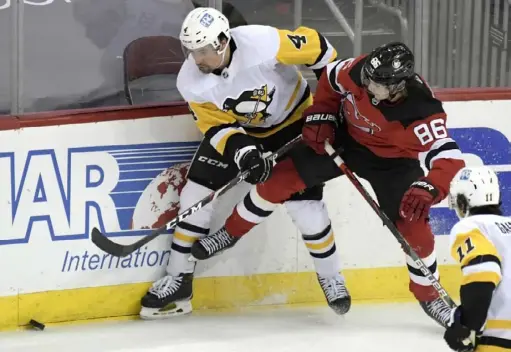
top-left (190, 101), bottom-right (248, 155)
top-left (425, 140), bottom-right (462, 167)
top-left (309, 32), bottom-right (327, 66)
top-left (208, 126), bottom-right (246, 155)
top-left (307, 32), bottom-right (335, 69)
top-left (462, 254), bottom-right (502, 269)
top-left (327, 61), bottom-right (344, 94)
top-left (462, 261), bottom-right (502, 277)
top-left (461, 271), bottom-right (502, 286)
top-left (418, 138), bottom-right (463, 171)
top-left (427, 148), bottom-right (464, 170)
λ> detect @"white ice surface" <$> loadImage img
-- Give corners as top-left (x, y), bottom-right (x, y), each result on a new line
top-left (0, 303), bottom-right (452, 352)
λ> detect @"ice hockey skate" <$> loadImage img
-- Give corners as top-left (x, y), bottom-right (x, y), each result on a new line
top-left (419, 297), bottom-right (452, 328)
top-left (189, 227), bottom-right (239, 261)
top-left (140, 273), bottom-right (193, 319)
top-left (317, 273), bottom-right (351, 315)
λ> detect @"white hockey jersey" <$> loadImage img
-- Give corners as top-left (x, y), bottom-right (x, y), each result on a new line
top-left (449, 214), bottom-right (511, 348)
top-left (177, 24), bottom-right (337, 156)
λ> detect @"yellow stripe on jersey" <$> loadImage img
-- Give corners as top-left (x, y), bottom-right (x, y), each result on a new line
top-left (285, 72), bottom-right (303, 111)
top-left (450, 228), bottom-right (501, 267)
top-left (276, 26), bottom-right (337, 68)
top-left (477, 346), bottom-right (511, 352)
top-left (211, 128), bottom-right (243, 155)
top-left (461, 271), bottom-right (501, 286)
top-left (188, 101), bottom-right (246, 155)
top-left (451, 228), bottom-right (502, 287)
top-left (486, 320), bottom-right (511, 330)
top-left (245, 91), bottom-right (312, 138)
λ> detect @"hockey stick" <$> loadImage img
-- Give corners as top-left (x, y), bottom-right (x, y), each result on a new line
top-left (323, 141), bottom-right (457, 308)
top-left (91, 135), bottom-right (303, 257)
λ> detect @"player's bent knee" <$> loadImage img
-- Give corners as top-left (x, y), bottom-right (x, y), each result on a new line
top-left (288, 184), bottom-right (324, 202)
top-left (284, 200), bottom-right (330, 235)
top-left (170, 180), bottom-right (215, 266)
top-left (396, 218), bottom-right (435, 257)
top-left (178, 180), bottom-right (216, 227)
top-left (257, 158), bottom-right (307, 204)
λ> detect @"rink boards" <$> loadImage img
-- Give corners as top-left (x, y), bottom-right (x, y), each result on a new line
top-left (0, 91), bottom-right (510, 329)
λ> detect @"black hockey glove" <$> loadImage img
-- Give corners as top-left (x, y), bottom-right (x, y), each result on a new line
top-left (235, 146), bottom-right (273, 185)
top-left (444, 307), bottom-right (475, 352)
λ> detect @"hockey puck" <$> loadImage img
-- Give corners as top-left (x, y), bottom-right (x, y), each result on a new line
top-left (29, 319), bottom-right (45, 331)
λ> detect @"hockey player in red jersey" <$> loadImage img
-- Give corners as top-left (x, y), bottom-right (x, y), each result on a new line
top-left (190, 42), bottom-right (465, 328)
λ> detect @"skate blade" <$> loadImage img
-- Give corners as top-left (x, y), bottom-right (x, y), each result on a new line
top-left (188, 247), bottom-right (231, 262)
top-left (140, 300), bottom-right (192, 320)
top-left (329, 297), bottom-right (351, 315)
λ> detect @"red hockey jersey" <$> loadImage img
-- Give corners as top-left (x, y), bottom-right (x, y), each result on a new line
top-left (309, 55), bottom-right (465, 198)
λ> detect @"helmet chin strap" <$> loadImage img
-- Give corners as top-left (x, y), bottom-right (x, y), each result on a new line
top-left (213, 38), bottom-right (231, 70)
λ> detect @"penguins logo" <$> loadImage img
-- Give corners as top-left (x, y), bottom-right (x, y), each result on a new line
top-left (222, 85), bottom-right (276, 125)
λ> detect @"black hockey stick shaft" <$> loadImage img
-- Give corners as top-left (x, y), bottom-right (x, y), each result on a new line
top-left (91, 135), bottom-right (303, 257)
top-left (324, 141), bottom-right (457, 308)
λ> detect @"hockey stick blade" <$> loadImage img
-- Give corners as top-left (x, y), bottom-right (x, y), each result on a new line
top-left (91, 226), bottom-right (165, 257)
top-left (324, 141), bottom-right (457, 309)
top-left (91, 135), bottom-right (302, 257)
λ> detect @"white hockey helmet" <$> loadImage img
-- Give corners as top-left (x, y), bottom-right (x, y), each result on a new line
top-left (179, 7), bottom-right (230, 52)
top-left (448, 166), bottom-right (500, 218)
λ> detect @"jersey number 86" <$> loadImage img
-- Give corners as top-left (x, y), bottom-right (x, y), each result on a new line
top-left (413, 118), bottom-right (448, 146)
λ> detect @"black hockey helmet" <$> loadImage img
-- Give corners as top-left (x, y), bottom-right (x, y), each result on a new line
top-left (361, 42), bottom-right (414, 87)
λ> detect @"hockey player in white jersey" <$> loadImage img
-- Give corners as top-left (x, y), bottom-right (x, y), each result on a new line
top-left (139, 7), bottom-right (350, 319)
top-left (444, 166), bottom-right (510, 352)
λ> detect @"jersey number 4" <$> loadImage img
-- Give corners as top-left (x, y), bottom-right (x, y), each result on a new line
top-left (288, 34), bottom-right (307, 49)
top-left (456, 237), bottom-right (475, 262)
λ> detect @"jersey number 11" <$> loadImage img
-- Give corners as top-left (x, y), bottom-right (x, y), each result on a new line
top-left (456, 237), bottom-right (475, 262)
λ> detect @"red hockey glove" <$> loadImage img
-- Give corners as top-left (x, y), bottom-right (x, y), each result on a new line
top-left (302, 113), bottom-right (338, 154)
top-left (399, 178), bottom-right (440, 222)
